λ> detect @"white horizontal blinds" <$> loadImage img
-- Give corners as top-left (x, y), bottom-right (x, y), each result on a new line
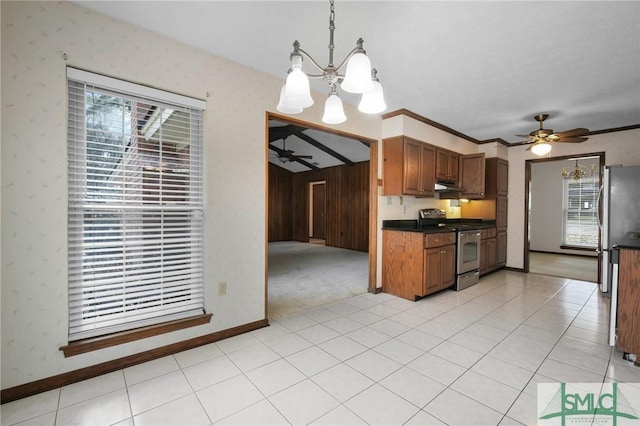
top-left (562, 176), bottom-right (599, 248)
top-left (67, 69), bottom-right (205, 340)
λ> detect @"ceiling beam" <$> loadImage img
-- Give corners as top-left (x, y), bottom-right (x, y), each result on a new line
top-left (294, 131), bottom-right (355, 166)
top-left (268, 124), bottom-right (308, 143)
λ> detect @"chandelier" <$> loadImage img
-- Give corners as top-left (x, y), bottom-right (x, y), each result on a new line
top-left (276, 0), bottom-right (386, 124)
top-left (561, 159), bottom-right (597, 180)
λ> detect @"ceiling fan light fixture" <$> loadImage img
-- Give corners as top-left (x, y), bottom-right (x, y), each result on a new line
top-left (358, 68), bottom-right (387, 114)
top-left (530, 141), bottom-right (552, 156)
top-left (322, 88), bottom-right (347, 124)
top-left (276, 0), bottom-right (383, 123)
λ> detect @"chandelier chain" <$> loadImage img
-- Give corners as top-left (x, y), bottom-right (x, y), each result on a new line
top-left (328, 0), bottom-right (336, 67)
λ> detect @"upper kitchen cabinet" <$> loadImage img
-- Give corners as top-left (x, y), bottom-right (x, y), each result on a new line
top-left (459, 153), bottom-right (486, 199)
top-left (484, 157), bottom-right (508, 198)
top-left (436, 148), bottom-right (459, 183)
top-left (383, 136), bottom-right (435, 197)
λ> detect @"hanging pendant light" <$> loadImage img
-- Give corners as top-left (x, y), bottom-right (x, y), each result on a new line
top-left (276, 84), bottom-right (304, 114)
top-left (341, 40), bottom-right (374, 94)
top-left (358, 68), bottom-right (387, 114)
top-left (276, 0), bottom-right (385, 122)
top-left (322, 85), bottom-right (347, 124)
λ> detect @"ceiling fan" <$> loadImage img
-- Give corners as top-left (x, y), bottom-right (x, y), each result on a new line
top-left (270, 137), bottom-right (313, 163)
top-left (517, 114), bottom-right (590, 155)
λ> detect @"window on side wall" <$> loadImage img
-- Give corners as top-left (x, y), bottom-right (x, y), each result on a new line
top-left (67, 68), bottom-right (206, 341)
top-left (562, 175), bottom-right (599, 249)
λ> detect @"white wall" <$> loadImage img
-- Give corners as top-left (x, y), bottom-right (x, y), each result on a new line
top-left (530, 158), bottom-right (600, 256)
top-left (0, 1), bottom-right (381, 389)
top-left (506, 129), bottom-right (640, 269)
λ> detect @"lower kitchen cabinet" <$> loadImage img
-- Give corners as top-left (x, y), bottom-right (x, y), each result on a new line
top-left (615, 248), bottom-right (640, 363)
top-left (480, 228), bottom-right (497, 275)
top-left (382, 230), bottom-right (455, 301)
top-left (496, 231), bottom-right (507, 267)
top-left (424, 245), bottom-right (456, 294)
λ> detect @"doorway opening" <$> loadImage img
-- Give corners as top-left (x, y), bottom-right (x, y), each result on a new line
top-left (309, 181), bottom-right (326, 245)
top-left (524, 152), bottom-right (605, 283)
top-left (266, 113), bottom-right (378, 319)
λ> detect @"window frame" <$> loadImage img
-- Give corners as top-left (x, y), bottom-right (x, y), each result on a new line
top-left (65, 68), bottom-right (208, 345)
top-left (561, 175), bottom-right (600, 249)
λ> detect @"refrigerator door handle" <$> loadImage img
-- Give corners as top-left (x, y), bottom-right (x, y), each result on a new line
top-left (596, 184), bottom-right (604, 230)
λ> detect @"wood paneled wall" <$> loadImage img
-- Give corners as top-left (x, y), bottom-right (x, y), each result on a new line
top-left (268, 163), bottom-right (294, 241)
top-left (268, 161), bottom-right (370, 252)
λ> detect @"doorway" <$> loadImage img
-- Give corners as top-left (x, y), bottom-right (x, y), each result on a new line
top-left (524, 152), bottom-right (605, 282)
top-left (266, 113), bottom-right (379, 318)
top-left (310, 181), bottom-right (326, 244)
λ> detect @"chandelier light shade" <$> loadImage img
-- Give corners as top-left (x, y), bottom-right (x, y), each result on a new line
top-left (276, 85), bottom-right (304, 114)
top-left (530, 141), bottom-right (552, 156)
top-left (276, 0), bottom-right (386, 124)
top-left (358, 68), bottom-right (387, 114)
top-left (341, 48), bottom-right (374, 94)
top-left (322, 89), bottom-right (347, 124)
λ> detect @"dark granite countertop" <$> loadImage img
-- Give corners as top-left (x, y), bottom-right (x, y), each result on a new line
top-left (382, 219), bottom-right (496, 234)
top-left (614, 231), bottom-right (640, 250)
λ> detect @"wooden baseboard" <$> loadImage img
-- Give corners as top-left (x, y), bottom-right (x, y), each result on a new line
top-left (368, 286), bottom-right (382, 294)
top-left (504, 266), bottom-right (525, 273)
top-left (1, 318), bottom-right (269, 404)
top-left (531, 249), bottom-right (598, 258)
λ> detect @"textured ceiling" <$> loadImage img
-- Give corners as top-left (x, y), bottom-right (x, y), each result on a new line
top-left (77, 1), bottom-right (640, 146)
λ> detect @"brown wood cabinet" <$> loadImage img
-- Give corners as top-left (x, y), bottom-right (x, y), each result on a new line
top-left (496, 195), bottom-right (508, 232)
top-left (424, 232), bottom-right (456, 294)
top-left (496, 231), bottom-right (507, 268)
top-left (382, 230), bottom-right (455, 301)
top-left (436, 148), bottom-right (459, 183)
top-left (480, 227), bottom-right (497, 275)
top-left (615, 248), bottom-right (640, 362)
top-left (459, 153), bottom-right (486, 199)
top-left (461, 157), bottom-right (508, 270)
top-left (488, 158), bottom-right (508, 267)
top-left (383, 136), bottom-right (435, 197)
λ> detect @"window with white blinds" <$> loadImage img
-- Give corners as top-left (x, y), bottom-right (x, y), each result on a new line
top-left (562, 176), bottom-right (599, 248)
top-left (67, 68), bottom-right (206, 340)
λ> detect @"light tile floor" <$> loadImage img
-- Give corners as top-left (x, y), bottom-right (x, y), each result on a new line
top-left (3, 270), bottom-right (640, 426)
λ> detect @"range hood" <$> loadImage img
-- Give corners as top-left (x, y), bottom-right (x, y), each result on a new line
top-left (435, 182), bottom-right (463, 192)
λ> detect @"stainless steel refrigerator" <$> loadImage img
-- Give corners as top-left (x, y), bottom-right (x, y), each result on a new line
top-left (599, 165), bottom-right (640, 346)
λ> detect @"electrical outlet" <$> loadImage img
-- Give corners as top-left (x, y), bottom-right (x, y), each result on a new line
top-left (218, 281), bottom-right (227, 296)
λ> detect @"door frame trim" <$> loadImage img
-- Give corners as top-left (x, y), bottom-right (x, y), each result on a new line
top-left (265, 112), bottom-right (379, 316)
top-left (523, 151), bottom-right (605, 281)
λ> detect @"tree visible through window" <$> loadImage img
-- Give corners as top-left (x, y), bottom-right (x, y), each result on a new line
top-left (67, 69), bottom-right (205, 340)
top-left (562, 176), bottom-right (599, 248)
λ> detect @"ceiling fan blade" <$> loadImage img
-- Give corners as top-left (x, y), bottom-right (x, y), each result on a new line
top-left (515, 134), bottom-right (531, 138)
top-left (556, 137), bottom-right (589, 143)
top-left (555, 128), bottom-right (589, 138)
top-left (292, 155), bottom-right (313, 159)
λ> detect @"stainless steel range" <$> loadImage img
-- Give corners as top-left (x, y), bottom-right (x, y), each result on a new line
top-left (418, 209), bottom-right (481, 291)
top-left (455, 229), bottom-right (481, 290)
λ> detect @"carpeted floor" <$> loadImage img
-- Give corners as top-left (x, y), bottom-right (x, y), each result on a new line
top-left (529, 251), bottom-right (598, 282)
top-left (267, 241), bottom-right (369, 318)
